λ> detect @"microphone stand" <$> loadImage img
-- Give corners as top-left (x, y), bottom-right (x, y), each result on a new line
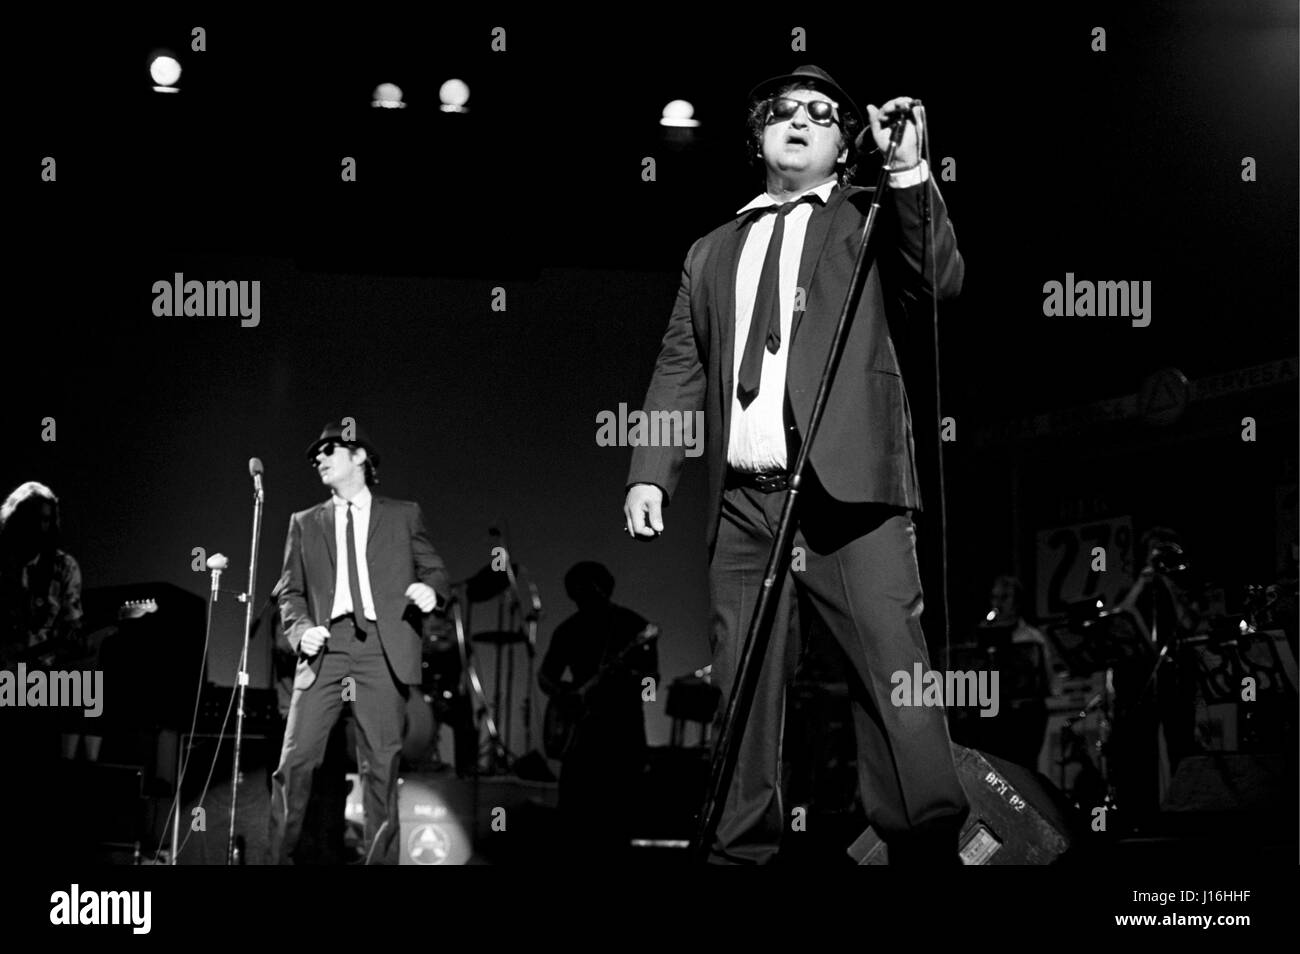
top-left (500, 552), bottom-right (539, 754)
top-left (494, 524), bottom-right (542, 756)
top-left (523, 582), bottom-right (542, 753)
top-left (170, 555), bottom-right (227, 864)
top-left (691, 117), bottom-right (911, 861)
top-left (226, 469), bottom-right (264, 865)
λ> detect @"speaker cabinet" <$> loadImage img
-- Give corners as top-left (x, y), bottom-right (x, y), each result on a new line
top-left (396, 773), bottom-right (476, 865)
top-left (849, 744), bottom-right (1076, 865)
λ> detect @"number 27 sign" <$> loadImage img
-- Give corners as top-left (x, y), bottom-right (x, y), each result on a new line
top-left (1035, 516), bottom-right (1135, 619)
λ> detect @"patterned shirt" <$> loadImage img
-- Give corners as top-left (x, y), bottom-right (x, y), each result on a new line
top-left (1, 549), bottom-right (83, 651)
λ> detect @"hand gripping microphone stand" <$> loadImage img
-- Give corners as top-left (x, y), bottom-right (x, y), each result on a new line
top-left (691, 115), bottom-right (914, 862)
top-left (226, 458), bottom-right (265, 865)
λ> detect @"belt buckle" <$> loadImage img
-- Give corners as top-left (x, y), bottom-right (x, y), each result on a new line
top-left (755, 471), bottom-right (787, 492)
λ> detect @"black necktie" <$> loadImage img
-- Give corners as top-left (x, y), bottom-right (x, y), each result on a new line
top-left (737, 197), bottom-right (815, 408)
top-left (346, 503), bottom-right (367, 630)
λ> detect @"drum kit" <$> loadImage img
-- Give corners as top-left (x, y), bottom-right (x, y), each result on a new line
top-left (404, 531), bottom-right (544, 777)
top-left (1036, 541), bottom-right (1298, 817)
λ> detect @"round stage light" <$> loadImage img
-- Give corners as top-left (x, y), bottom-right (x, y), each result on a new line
top-left (372, 83), bottom-right (406, 108)
top-left (150, 55), bottom-right (182, 89)
top-left (660, 99), bottom-right (699, 128)
top-left (439, 78), bottom-right (470, 113)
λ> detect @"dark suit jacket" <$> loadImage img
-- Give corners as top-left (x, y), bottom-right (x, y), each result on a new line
top-left (278, 495), bottom-right (451, 689)
top-left (627, 180), bottom-right (964, 550)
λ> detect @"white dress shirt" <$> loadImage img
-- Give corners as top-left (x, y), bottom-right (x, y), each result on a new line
top-left (726, 163), bottom-right (930, 472)
top-left (329, 487), bottom-right (377, 621)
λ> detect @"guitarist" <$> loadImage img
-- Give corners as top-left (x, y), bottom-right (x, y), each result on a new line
top-left (0, 480), bottom-right (89, 860)
top-left (539, 561), bottom-right (658, 860)
top-left (0, 481), bottom-right (84, 666)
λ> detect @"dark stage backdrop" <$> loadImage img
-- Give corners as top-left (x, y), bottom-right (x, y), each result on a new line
top-left (8, 2), bottom-right (1298, 752)
top-left (1, 262), bottom-right (715, 746)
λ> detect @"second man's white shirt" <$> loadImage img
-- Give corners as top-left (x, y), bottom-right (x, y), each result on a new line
top-left (330, 487), bottom-right (377, 621)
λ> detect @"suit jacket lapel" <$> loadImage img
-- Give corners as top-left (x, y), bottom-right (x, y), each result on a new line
top-left (316, 503), bottom-right (336, 570)
top-left (366, 495), bottom-right (382, 560)
top-left (718, 219), bottom-right (751, 434)
top-left (790, 191), bottom-right (842, 344)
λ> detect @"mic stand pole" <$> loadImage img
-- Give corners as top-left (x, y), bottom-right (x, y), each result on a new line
top-left (171, 557), bottom-right (226, 864)
top-left (522, 582), bottom-right (542, 754)
top-left (226, 479), bottom-right (264, 864)
top-left (691, 117), bottom-right (911, 862)
top-left (501, 549), bottom-right (540, 754)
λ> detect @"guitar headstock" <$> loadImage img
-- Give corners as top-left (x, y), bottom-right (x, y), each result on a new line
top-left (119, 598), bottom-right (158, 620)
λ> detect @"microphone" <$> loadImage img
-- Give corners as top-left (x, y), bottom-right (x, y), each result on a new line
top-left (855, 101), bottom-right (924, 152)
top-left (877, 100), bottom-right (922, 126)
top-left (207, 552), bottom-right (229, 602)
top-left (249, 457), bottom-right (264, 500)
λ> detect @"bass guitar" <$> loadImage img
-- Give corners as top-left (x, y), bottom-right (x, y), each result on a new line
top-left (542, 623), bottom-right (659, 760)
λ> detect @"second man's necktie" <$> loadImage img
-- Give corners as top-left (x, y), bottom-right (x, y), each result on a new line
top-left (346, 503), bottom-right (367, 631)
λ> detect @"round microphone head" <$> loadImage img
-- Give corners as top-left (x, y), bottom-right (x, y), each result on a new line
top-left (207, 553), bottom-right (230, 570)
top-left (249, 457), bottom-right (264, 476)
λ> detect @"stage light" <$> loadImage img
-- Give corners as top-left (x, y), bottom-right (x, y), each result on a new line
top-left (439, 78), bottom-right (470, 113)
top-left (150, 55), bottom-right (182, 93)
top-left (372, 83), bottom-right (406, 109)
top-left (660, 99), bottom-right (699, 128)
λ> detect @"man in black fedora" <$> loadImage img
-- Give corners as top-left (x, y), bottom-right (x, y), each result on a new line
top-left (624, 65), bottom-right (970, 863)
top-left (268, 421), bottom-right (450, 864)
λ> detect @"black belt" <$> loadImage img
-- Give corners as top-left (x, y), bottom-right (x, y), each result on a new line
top-left (726, 468), bottom-right (790, 493)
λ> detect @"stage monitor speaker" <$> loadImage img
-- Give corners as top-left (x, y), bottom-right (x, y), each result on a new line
top-left (849, 744), bottom-right (1076, 865)
top-left (1160, 753), bottom-right (1289, 814)
top-left (396, 772), bottom-right (476, 865)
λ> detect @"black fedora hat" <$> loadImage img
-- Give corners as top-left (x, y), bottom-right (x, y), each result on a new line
top-left (305, 420), bottom-right (381, 467)
top-left (747, 64), bottom-right (865, 132)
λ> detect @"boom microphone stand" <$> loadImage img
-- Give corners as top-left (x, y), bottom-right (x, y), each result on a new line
top-left (226, 458), bottom-right (265, 865)
top-left (691, 115), bottom-right (913, 861)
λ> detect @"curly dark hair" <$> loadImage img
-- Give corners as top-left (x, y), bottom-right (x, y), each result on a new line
top-left (745, 82), bottom-right (865, 188)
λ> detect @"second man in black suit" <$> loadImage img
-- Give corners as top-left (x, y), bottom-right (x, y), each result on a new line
top-left (268, 421), bottom-right (450, 865)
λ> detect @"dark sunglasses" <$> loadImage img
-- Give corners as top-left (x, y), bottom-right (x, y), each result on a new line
top-left (767, 97), bottom-right (839, 127)
top-left (311, 440), bottom-right (352, 462)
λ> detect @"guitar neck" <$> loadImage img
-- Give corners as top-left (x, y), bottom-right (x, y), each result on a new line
top-left (578, 624), bottom-right (658, 694)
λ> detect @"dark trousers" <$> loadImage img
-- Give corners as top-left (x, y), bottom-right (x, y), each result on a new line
top-left (267, 616), bottom-right (406, 864)
top-left (707, 476), bottom-right (969, 864)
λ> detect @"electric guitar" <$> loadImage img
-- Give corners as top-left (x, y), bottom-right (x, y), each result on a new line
top-left (1, 598), bottom-right (156, 670)
top-left (542, 623), bottom-right (659, 760)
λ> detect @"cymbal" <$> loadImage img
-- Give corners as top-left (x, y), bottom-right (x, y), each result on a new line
top-left (471, 629), bottom-right (528, 646)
